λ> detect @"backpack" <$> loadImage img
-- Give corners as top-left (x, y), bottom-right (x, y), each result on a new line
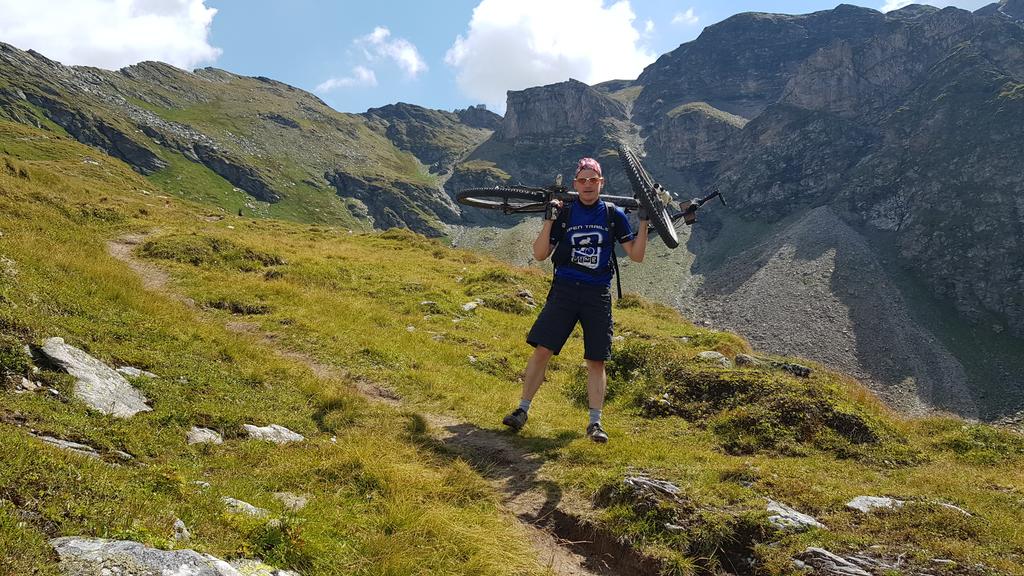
top-left (551, 201), bottom-right (623, 299)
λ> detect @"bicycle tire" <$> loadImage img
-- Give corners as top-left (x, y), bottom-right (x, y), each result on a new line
top-left (618, 146), bottom-right (679, 249)
top-left (456, 186), bottom-right (549, 214)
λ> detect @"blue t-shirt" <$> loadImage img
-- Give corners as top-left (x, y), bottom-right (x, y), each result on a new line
top-left (550, 200), bottom-right (634, 286)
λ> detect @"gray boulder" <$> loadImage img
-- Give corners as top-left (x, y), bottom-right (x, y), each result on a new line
top-left (34, 435), bottom-right (100, 460)
top-left (243, 424), bottom-right (304, 444)
top-left (846, 495), bottom-right (904, 513)
top-left (222, 497), bottom-right (270, 518)
top-left (793, 547), bottom-right (872, 576)
top-left (697, 350), bottom-right (732, 368)
top-left (187, 426), bottom-right (224, 445)
top-left (39, 337), bottom-right (151, 418)
top-left (767, 499), bottom-right (826, 532)
top-left (50, 537), bottom-right (299, 575)
top-left (173, 518), bottom-right (191, 541)
top-left (51, 537), bottom-right (240, 576)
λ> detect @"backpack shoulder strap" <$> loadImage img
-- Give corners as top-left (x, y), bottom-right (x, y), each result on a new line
top-left (605, 203), bottom-right (622, 300)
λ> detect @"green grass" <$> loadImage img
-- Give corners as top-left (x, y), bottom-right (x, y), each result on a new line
top-left (0, 120), bottom-right (547, 575)
top-left (3, 117), bottom-right (1024, 575)
top-left (666, 102), bottom-right (748, 128)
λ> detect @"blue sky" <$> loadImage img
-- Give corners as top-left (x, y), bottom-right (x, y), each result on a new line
top-left (2, 0), bottom-right (993, 114)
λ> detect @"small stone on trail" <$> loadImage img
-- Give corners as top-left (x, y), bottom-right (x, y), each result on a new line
top-left (243, 423), bottom-right (304, 444)
top-left (461, 301), bottom-right (479, 312)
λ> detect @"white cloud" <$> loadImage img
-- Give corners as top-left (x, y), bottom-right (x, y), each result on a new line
top-left (445, 0), bottom-right (656, 112)
top-left (644, 19), bottom-right (655, 34)
top-left (315, 66), bottom-right (378, 93)
top-left (880, 0), bottom-right (992, 11)
top-left (357, 26), bottom-right (427, 78)
top-left (0, 0), bottom-right (220, 70)
top-left (671, 7), bottom-right (699, 25)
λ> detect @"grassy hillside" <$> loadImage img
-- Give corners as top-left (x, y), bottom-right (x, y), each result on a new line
top-left (2, 119), bottom-right (1023, 575)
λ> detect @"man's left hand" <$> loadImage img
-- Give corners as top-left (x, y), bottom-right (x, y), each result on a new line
top-left (637, 204), bottom-right (650, 221)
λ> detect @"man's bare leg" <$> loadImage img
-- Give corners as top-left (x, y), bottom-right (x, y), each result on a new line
top-left (585, 359), bottom-right (606, 410)
top-left (504, 346), bottom-right (554, 431)
top-left (585, 359), bottom-right (609, 442)
top-left (522, 346), bottom-right (554, 401)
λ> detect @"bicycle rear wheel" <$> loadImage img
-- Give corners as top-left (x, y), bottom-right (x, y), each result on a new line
top-left (618, 146), bottom-right (679, 249)
top-left (456, 186), bottom-right (548, 214)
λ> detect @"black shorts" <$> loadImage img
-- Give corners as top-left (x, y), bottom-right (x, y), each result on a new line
top-left (526, 278), bottom-right (613, 361)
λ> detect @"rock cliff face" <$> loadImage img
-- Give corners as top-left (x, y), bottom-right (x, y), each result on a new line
top-left (457, 79), bottom-right (637, 200)
top-left (497, 79), bottom-right (628, 141)
top-left (632, 4), bottom-right (891, 123)
top-left (362, 102), bottom-right (494, 175)
top-left (977, 0), bottom-right (1024, 23)
top-left (455, 105), bottom-right (503, 131)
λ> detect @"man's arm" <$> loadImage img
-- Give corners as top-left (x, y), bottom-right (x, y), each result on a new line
top-left (533, 219), bottom-right (556, 261)
top-left (533, 199), bottom-right (562, 261)
top-left (621, 217), bottom-right (648, 263)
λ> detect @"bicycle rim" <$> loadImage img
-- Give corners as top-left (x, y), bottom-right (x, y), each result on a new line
top-left (456, 186), bottom-right (548, 213)
top-left (618, 146), bottom-right (679, 249)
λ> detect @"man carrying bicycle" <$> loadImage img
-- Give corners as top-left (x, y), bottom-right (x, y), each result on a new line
top-left (503, 157), bottom-right (649, 443)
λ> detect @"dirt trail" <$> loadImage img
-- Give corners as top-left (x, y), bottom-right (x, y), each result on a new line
top-left (107, 232), bottom-right (655, 576)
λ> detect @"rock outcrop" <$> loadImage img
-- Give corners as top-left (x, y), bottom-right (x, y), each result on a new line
top-left (50, 537), bottom-right (299, 576)
top-left (362, 102), bottom-right (495, 174)
top-left (243, 423), bottom-right (304, 444)
top-left (497, 79), bottom-right (627, 141)
top-left (38, 337), bottom-right (152, 418)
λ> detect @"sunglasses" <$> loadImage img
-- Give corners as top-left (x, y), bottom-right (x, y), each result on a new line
top-left (574, 176), bottom-right (603, 184)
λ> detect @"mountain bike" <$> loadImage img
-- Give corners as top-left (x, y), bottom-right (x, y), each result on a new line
top-left (456, 145), bottom-right (725, 249)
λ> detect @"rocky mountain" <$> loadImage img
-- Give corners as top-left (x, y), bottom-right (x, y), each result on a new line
top-left (0, 43), bottom-right (497, 236)
top-left (361, 102), bottom-right (498, 175)
top-left (449, 3), bottom-right (1024, 421)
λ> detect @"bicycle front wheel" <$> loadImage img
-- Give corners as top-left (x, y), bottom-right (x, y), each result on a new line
top-left (456, 186), bottom-right (548, 214)
top-left (618, 145), bottom-right (679, 248)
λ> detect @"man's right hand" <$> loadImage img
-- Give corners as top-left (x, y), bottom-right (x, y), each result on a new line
top-left (544, 199), bottom-right (563, 221)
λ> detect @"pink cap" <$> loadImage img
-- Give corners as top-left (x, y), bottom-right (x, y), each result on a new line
top-left (575, 157), bottom-right (602, 177)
